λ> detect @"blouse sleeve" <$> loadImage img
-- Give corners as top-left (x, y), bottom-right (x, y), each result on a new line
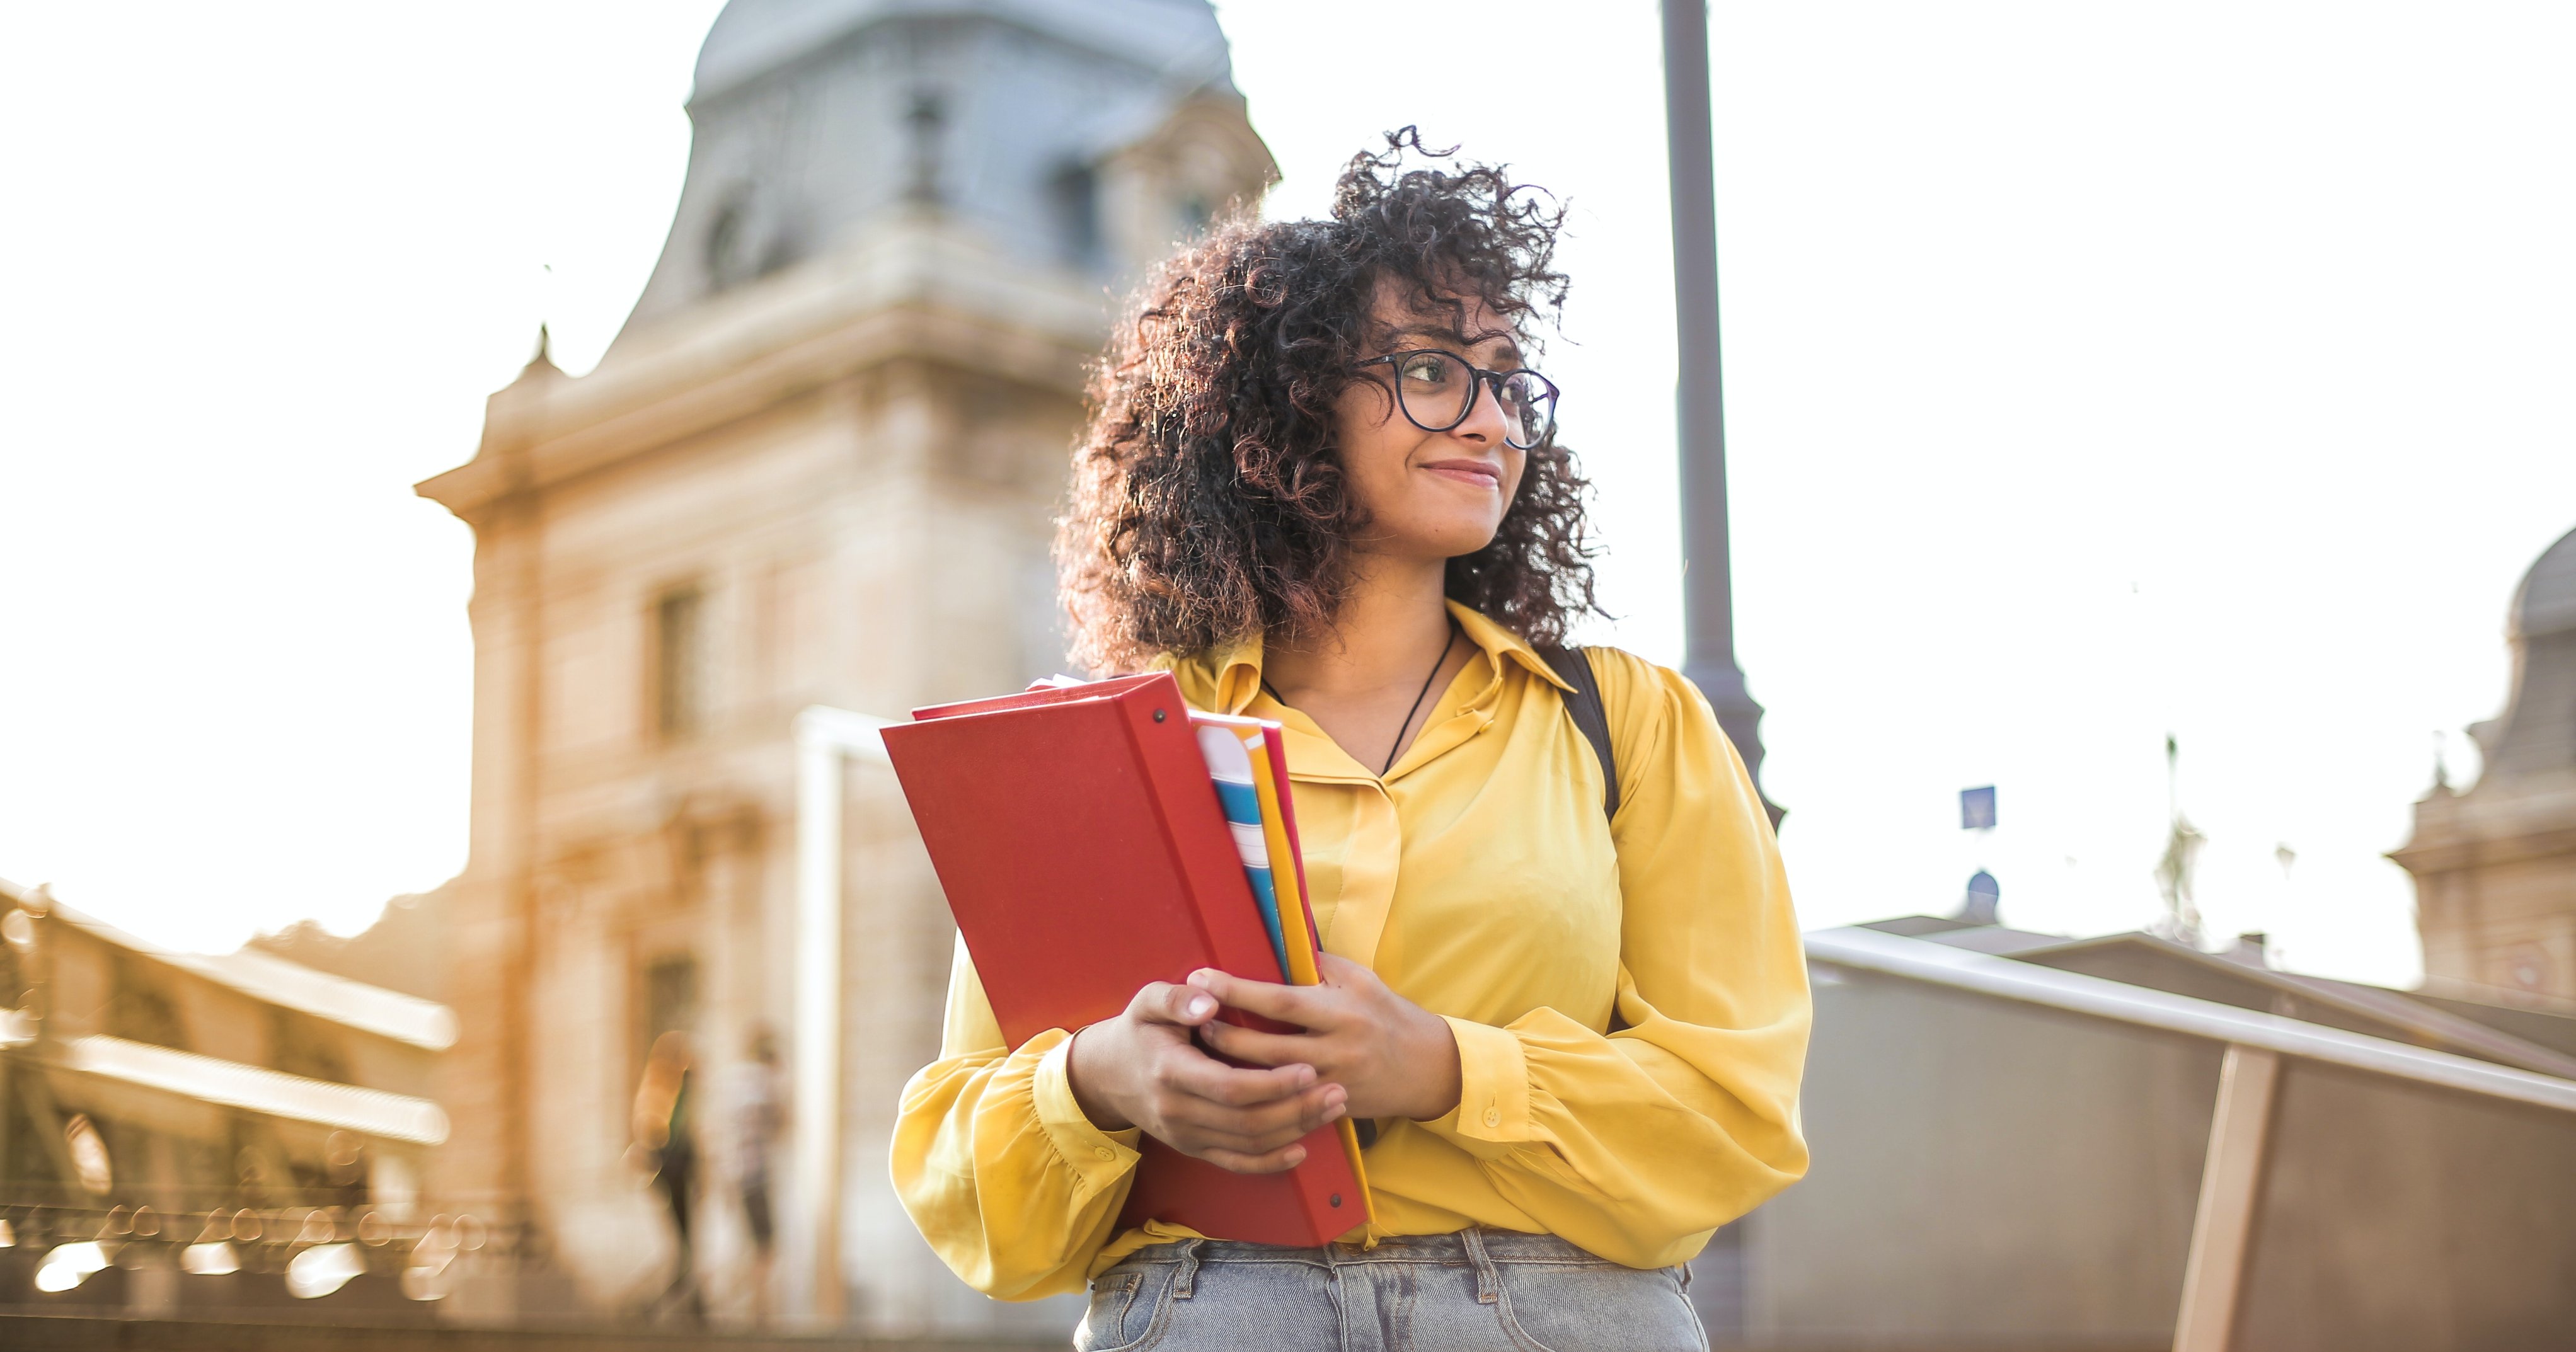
top-left (1413, 650), bottom-right (1812, 1268)
top-left (890, 937), bottom-right (1144, 1299)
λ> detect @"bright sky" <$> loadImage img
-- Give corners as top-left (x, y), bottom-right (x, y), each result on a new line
top-left (4, 3), bottom-right (2571, 987)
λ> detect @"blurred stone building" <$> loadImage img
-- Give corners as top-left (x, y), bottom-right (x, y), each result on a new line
top-left (2396, 523), bottom-right (2576, 1001)
top-left (411, 0), bottom-right (1272, 1332)
top-left (0, 876), bottom-right (458, 1317)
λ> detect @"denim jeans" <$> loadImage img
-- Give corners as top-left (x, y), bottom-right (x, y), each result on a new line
top-left (1074, 1229), bottom-right (1707, 1351)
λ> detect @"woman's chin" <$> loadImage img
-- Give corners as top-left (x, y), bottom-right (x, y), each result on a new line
top-left (1422, 528), bottom-right (1506, 560)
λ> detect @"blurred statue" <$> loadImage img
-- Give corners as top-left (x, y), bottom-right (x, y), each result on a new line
top-left (2154, 735), bottom-right (2207, 948)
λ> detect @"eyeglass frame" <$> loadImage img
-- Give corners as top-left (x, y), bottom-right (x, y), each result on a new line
top-left (1352, 350), bottom-right (1561, 450)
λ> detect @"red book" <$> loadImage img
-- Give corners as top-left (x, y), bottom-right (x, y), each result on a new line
top-left (880, 672), bottom-right (1369, 1246)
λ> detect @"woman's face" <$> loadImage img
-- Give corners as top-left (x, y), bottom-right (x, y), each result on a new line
top-left (1331, 287), bottom-right (1529, 565)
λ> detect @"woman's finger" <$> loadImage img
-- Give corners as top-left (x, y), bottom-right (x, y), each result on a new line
top-left (1159, 1081), bottom-right (1345, 1143)
top-left (1160, 1045), bottom-right (1314, 1107)
top-left (1190, 967), bottom-right (1337, 1027)
top-left (1195, 1144), bottom-right (1308, 1176)
top-left (1197, 1019), bottom-right (1325, 1071)
top-left (1163, 1112), bottom-right (1326, 1159)
top-left (1128, 980), bottom-right (1220, 1028)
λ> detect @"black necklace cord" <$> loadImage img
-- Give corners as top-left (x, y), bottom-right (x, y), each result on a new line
top-left (1255, 619), bottom-right (1461, 777)
top-left (1383, 619), bottom-right (1459, 777)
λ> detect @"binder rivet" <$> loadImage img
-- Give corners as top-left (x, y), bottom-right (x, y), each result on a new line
top-left (1153, 709), bottom-right (1167, 722)
top-left (1329, 1194), bottom-right (1342, 1208)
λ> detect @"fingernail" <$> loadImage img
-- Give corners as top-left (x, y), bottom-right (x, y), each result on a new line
top-left (1188, 996), bottom-right (1214, 1018)
top-left (1189, 970), bottom-right (1215, 988)
top-left (1296, 1066), bottom-right (1316, 1086)
top-left (1325, 1104), bottom-right (1347, 1123)
top-left (1284, 1147), bottom-right (1307, 1166)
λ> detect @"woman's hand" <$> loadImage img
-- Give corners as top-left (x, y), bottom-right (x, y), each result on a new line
top-left (1193, 954), bottom-right (1463, 1123)
top-left (1066, 980), bottom-right (1349, 1174)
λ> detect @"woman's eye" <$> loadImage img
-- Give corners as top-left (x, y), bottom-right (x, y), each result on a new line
top-left (1399, 355), bottom-right (1452, 384)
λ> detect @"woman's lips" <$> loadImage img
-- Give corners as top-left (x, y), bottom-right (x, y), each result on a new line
top-left (1421, 459), bottom-right (1502, 488)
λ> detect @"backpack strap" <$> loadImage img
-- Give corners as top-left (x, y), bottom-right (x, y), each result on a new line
top-left (1543, 646), bottom-right (1619, 822)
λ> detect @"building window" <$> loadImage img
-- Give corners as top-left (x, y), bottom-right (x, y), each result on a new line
top-left (1050, 163), bottom-right (1101, 269)
top-left (706, 201), bottom-right (749, 290)
top-left (107, 952), bottom-right (188, 1051)
top-left (644, 956), bottom-right (698, 1037)
top-left (268, 1007), bottom-right (352, 1085)
top-left (638, 954), bottom-right (700, 1079)
top-left (653, 587), bottom-right (707, 740)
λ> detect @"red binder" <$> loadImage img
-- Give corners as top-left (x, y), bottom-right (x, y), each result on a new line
top-left (880, 672), bottom-right (1369, 1247)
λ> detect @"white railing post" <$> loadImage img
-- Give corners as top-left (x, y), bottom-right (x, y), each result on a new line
top-left (786, 706), bottom-right (893, 1327)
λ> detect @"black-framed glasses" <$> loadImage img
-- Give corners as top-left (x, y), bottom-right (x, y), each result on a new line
top-left (1354, 350), bottom-right (1560, 450)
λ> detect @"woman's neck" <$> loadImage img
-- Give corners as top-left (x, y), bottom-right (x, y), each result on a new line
top-left (1262, 553), bottom-right (1452, 701)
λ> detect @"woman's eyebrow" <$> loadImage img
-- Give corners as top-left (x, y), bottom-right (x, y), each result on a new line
top-left (1391, 324), bottom-right (1524, 365)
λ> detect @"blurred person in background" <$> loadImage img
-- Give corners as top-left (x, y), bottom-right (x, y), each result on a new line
top-left (725, 1024), bottom-right (785, 1322)
top-left (631, 1030), bottom-right (703, 1320)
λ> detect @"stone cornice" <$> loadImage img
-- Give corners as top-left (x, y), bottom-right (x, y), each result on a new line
top-left (2391, 770), bottom-right (2576, 873)
top-left (418, 215), bottom-right (1110, 524)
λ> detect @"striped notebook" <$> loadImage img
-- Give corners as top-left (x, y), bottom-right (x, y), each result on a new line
top-left (1188, 711), bottom-right (1370, 1221)
top-left (1192, 716), bottom-right (1289, 973)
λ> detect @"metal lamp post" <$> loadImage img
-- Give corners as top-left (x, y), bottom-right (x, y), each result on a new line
top-left (1661, 0), bottom-right (1781, 825)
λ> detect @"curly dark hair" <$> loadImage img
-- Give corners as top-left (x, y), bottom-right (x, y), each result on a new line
top-left (1056, 129), bottom-right (1601, 673)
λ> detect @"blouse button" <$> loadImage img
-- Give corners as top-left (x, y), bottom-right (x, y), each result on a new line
top-left (1482, 1108), bottom-right (1501, 1128)
top-left (1095, 1146), bottom-right (1116, 1160)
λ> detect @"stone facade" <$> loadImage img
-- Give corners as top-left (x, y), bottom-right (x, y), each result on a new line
top-left (412, 0), bottom-right (1271, 1330)
top-left (2395, 524), bottom-right (2576, 1002)
top-left (0, 876), bottom-right (457, 1314)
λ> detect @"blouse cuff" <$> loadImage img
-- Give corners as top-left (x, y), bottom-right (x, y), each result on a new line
top-left (1033, 1035), bottom-right (1143, 1188)
top-left (1437, 1015), bottom-right (1532, 1144)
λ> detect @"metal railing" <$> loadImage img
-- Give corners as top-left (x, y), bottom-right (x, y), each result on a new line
top-left (0, 1201), bottom-right (510, 1302)
top-left (1805, 925), bottom-right (2576, 1114)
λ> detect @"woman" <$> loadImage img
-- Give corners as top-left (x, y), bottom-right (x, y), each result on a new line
top-left (893, 133), bottom-right (1808, 1351)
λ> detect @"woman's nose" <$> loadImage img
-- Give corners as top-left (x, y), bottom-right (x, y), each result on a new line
top-left (1452, 375), bottom-right (1509, 444)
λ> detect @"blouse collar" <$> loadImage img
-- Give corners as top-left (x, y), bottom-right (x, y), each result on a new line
top-left (1161, 600), bottom-right (1575, 720)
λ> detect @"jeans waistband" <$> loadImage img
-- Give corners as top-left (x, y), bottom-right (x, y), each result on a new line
top-left (1114, 1228), bottom-right (1616, 1269)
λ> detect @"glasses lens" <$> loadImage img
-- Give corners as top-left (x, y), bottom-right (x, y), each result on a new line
top-left (1391, 351), bottom-right (1471, 430)
top-left (1497, 370), bottom-right (1556, 448)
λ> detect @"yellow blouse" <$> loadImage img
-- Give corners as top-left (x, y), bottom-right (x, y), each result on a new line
top-left (891, 602), bottom-right (1810, 1299)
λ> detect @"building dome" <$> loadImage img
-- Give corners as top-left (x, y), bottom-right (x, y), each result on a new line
top-left (691, 0), bottom-right (1232, 103)
top-left (2510, 524), bottom-right (2576, 639)
top-left (2468, 520), bottom-right (2576, 782)
top-left (609, 0), bottom-right (1267, 350)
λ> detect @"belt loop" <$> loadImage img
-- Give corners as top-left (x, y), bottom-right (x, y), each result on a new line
top-left (1173, 1239), bottom-right (1204, 1300)
top-left (1461, 1227), bottom-right (1501, 1305)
